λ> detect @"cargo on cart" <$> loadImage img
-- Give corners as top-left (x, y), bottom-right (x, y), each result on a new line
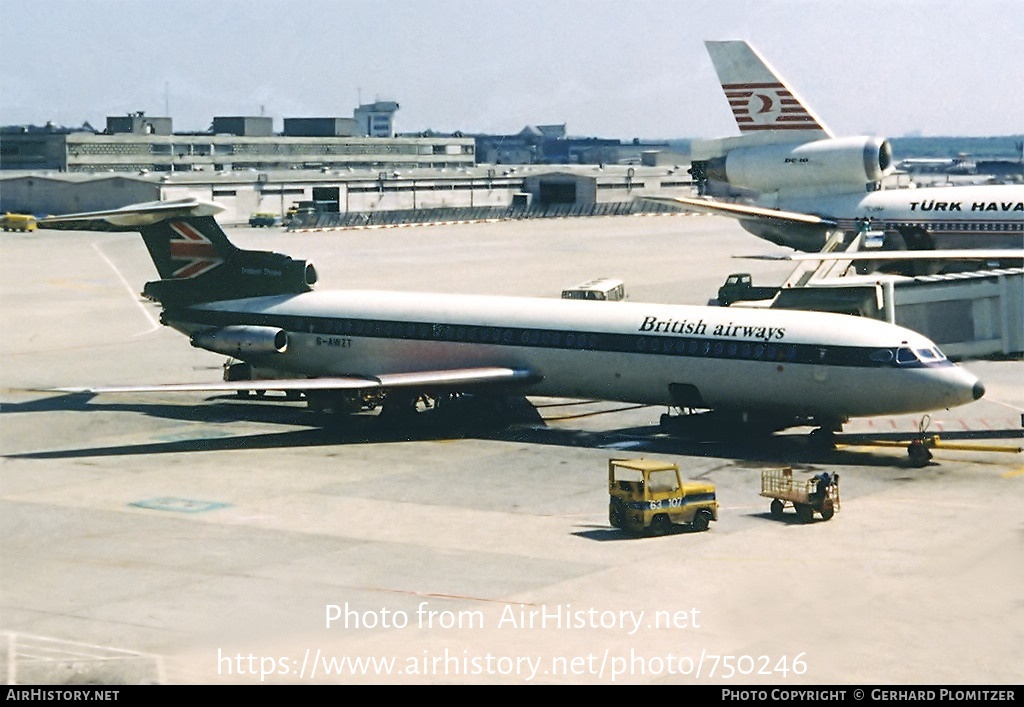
top-left (760, 467), bottom-right (839, 523)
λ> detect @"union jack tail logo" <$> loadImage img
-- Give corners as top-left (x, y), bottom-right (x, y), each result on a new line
top-left (722, 81), bottom-right (823, 133)
top-left (168, 220), bottom-right (224, 278)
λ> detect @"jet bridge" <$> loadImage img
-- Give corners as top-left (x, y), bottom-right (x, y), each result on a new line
top-left (728, 230), bottom-right (1024, 358)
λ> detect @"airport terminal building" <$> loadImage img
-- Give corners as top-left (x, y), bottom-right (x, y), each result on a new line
top-left (1, 104), bottom-right (692, 221)
top-left (0, 109), bottom-right (475, 174)
top-left (0, 164), bottom-right (693, 224)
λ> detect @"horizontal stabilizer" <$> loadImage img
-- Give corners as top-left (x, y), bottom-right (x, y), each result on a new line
top-left (38, 198), bottom-right (224, 229)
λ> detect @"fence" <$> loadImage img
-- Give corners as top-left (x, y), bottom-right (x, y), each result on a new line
top-left (288, 199), bottom-right (682, 231)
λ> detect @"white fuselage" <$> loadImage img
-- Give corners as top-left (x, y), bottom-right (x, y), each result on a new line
top-left (770, 183), bottom-right (1024, 250)
top-left (166, 290), bottom-right (983, 424)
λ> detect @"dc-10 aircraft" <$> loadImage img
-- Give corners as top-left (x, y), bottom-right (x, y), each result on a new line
top-left (40, 198), bottom-right (985, 437)
top-left (649, 40), bottom-right (1024, 253)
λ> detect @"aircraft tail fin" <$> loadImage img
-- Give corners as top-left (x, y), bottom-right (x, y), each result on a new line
top-left (39, 198), bottom-right (317, 304)
top-left (705, 40), bottom-right (833, 138)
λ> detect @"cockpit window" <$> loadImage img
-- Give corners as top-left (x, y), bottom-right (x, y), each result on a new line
top-left (896, 347), bottom-right (919, 364)
top-left (915, 347), bottom-right (946, 362)
top-left (869, 349), bottom-right (895, 364)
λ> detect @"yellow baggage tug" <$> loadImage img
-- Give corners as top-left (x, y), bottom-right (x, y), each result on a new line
top-left (608, 458), bottom-right (718, 536)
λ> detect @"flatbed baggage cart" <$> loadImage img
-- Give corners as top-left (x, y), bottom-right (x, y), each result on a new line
top-left (760, 467), bottom-right (840, 522)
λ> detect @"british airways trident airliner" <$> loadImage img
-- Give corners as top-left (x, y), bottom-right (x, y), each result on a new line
top-left (40, 198), bottom-right (984, 438)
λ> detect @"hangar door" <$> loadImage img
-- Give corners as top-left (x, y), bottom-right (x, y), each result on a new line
top-left (538, 181), bottom-right (577, 205)
top-left (311, 186), bottom-right (340, 213)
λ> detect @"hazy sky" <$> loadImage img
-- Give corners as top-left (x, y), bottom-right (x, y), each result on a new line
top-left (2, 0), bottom-right (1021, 140)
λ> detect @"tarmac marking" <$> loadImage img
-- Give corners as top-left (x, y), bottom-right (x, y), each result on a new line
top-left (364, 587), bottom-right (537, 605)
top-left (4, 631), bottom-right (164, 685)
top-left (129, 497), bottom-right (229, 513)
top-left (92, 242), bottom-right (159, 333)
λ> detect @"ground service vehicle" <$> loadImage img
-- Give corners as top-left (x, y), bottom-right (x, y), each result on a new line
top-left (716, 273), bottom-right (778, 306)
top-left (760, 467), bottom-right (840, 522)
top-left (561, 278), bottom-right (626, 301)
top-left (608, 458), bottom-right (718, 535)
top-left (1, 213), bottom-right (37, 232)
top-left (248, 212), bottom-right (280, 227)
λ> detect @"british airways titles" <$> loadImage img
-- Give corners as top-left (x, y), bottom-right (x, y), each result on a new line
top-left (639, 316), bottom-right (786, 342)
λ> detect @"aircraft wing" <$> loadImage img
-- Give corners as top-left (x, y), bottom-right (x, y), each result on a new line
top-left (55, 366), bottom-right (538, 395)
top-left (641, 195), bottom-right (837, 228)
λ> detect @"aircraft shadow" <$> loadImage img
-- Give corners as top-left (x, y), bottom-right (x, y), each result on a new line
top-left (487, 423), bottom-right (929, 468)
top-left (3, 393), bottom-right (1015, 467)
top-left (1, 392), bottom-right (310, 424)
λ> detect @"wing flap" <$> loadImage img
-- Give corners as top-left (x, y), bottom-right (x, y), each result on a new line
top-left (375, 367), bottom-right (537, 388)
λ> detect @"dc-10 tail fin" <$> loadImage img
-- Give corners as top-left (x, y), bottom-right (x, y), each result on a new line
top-left (705, 39), bottom-right (833, 138)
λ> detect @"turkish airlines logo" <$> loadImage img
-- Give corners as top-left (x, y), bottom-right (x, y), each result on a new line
top-left (741, 87), bottom-right (785, 126)
top-left (168, 220), bottom-right (223, 278)
top-left (723, 82), bottom-right (821, 131)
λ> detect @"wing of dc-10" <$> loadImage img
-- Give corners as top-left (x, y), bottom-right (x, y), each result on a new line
top-left (641, 195), bottom-right (837, 230)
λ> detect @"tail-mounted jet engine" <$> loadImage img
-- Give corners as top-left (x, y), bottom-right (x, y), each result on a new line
top-left (190, 325), bottom-right (288, 358)
top-left (698, 136), bottom-right (893, 193)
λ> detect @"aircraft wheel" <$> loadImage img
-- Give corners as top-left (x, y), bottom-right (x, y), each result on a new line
top-left (770, 499), bottom-right (784, 519)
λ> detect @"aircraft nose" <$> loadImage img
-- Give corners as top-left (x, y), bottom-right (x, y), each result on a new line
top-left (935, 367), bottom-right (985, 410)
top-left (973, 380), bottom-right (986, 401)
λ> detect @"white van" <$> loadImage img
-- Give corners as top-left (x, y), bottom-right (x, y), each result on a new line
top-left (561, 278), bottom-right (626, 301)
